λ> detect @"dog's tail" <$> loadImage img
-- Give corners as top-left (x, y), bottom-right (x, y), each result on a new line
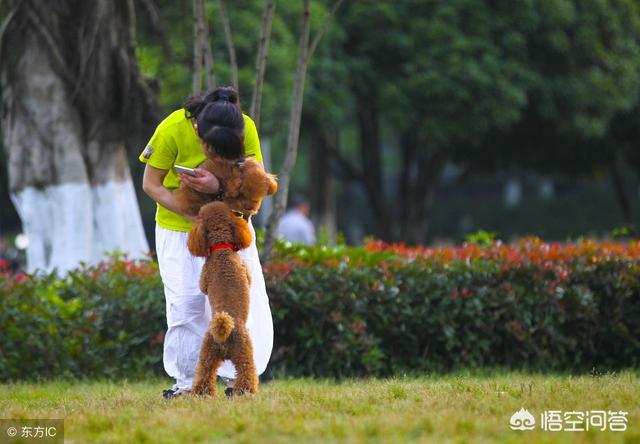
top-left (210, 311), bottom-right (234, 343)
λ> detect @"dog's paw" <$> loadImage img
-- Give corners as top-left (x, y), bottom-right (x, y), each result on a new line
top-left (231, 385), bottom-right (258, 397)
top-left (190, 384), bottom-right (210, 397)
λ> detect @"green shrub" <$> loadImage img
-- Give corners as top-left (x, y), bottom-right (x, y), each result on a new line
top-left (1, 238), bottom-right (639, 381)
top-left (264, 238), bottom-right (640, 377)
top-left (0, 257), bottom-right (165, 380)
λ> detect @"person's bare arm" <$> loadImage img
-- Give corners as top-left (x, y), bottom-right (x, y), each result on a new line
top-left (142, 164), bottom-right (198, 221)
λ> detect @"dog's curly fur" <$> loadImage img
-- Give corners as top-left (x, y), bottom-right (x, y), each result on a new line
top-left (187, 201), bottom-right (257, 397)
top-left (174, 154), bottom-right (278, 218)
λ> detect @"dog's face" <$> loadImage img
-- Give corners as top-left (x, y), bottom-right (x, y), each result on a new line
top-left (225, 159), bottom-right (278, 218)
top-left (187, 201), bottom-right (252, 257)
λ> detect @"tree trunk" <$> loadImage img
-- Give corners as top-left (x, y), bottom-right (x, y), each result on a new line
top-left (140, 0), bottom-right (173, 57)
top-left (355, 91), bottom-right (391, 240)
top-left (307, 0), bottom-right (346, 59)
top-left (308, 116), bottom-right (337, 242)
top-left (192, 0), bottom-right (204, 93)
top-left (401, 149), bottom-right (447, 245)
top-left (217, 0), bottom-right (238, 93)
top-left (263, 0), bottom-right (312, 258)
top-left (1, 0), bottom-right (156, 273)
top-left (398, 130), bottom-right (418, 239)
top-left (192, 0), bottom-right (215, 93)
top-left (609, 148), bottom-right (634, 227)
top-left (254, 135), bottom-right (273, 228)
top-left (249, 0), bottom-right (275, 130)
top-left (262, 0), bottom-right (345, 258)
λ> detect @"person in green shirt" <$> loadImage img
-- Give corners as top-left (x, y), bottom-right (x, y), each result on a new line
top-left (140, 88), bottom-right (263, 230)
top-left (140, 87), bottom-right (274, 399)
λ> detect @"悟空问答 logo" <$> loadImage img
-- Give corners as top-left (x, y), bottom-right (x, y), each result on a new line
top-left (510, 408), bottom-right (536, 431)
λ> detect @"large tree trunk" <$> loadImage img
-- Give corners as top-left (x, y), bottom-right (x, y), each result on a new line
top-left (1, 0), bottom-right (156, 273)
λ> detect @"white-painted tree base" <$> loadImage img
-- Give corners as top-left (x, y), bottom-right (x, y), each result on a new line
top-left (11, 179), bottom-right (149, 274)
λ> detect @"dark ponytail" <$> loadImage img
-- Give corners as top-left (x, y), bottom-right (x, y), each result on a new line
top-left (207, 86), bottom-right (239, 106)
top-left (184, 86), bottom-right (240, 120)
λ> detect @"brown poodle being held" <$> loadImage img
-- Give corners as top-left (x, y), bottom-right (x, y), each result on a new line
top-left (174, 155), bottom-right (277, 219)
top-left (187, 201), bottom-right (257, 397)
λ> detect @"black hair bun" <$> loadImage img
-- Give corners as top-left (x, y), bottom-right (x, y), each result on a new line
top-left (210, 86), bottom-right (238, 104)
top-left (184, 86), bottom-right (239, 120)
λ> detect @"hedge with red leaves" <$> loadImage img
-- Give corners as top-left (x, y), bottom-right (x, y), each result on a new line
top-left (265, 238), bottom-right (640, 377)
top-left (1, 238), bottom-right (639, 380)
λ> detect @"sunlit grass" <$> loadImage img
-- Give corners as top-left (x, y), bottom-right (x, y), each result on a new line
top-left (1, 371), bottom-right (638, 443)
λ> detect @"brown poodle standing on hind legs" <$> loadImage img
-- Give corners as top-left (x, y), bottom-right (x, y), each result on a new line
top-left (187, 201), bottom-right (258, 396)
top-left (178, 155), bottom-right (277, 397)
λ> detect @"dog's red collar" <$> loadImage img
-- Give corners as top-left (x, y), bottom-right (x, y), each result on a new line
top-left (209, 243), bottom-right (238, 254)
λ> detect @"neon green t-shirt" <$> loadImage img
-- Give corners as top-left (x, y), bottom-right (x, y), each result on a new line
top-left (139, 109), bottom-right (262, 232)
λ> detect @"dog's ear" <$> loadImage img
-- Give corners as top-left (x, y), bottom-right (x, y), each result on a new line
top-left (265, 173), bottom-right (278, 196)
top-left (231, 218), bottom-right (253, 250)
top-left (187, 220), bottom-right (209, 257)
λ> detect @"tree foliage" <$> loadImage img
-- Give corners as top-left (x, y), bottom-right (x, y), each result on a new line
top-left (5, 0), bottom-right (640, 245)
top-left (323, 0), bottom-right (640, 242)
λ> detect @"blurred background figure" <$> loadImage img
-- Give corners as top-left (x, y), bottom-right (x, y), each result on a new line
top-left (277, 194), bottom-right (316, 245)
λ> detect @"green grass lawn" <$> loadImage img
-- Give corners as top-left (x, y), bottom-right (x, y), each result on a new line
top-left (1, 371), bottom-right (639, 443)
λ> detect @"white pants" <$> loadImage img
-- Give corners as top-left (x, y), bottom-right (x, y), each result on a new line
top-left (155, 222), bottom-right (274, 389)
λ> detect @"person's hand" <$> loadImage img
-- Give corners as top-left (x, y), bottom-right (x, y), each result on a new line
top-left (180, 168), bottom-right (220, 194)
top-left (184, 213), bottom-right (203, 223)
